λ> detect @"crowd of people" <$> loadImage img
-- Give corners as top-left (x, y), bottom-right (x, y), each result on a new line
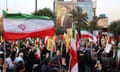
top-left (0, 35), bottom-right (120, 72)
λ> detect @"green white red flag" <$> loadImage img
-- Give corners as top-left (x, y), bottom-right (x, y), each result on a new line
top-left (70, 28), bottom-right (78, 72)
top-left (3, 11), bottom-right (55, 40)
top-left (116, 43), bottom-right (120, 64)
top-left (80, 30), bottom-right (97, 42)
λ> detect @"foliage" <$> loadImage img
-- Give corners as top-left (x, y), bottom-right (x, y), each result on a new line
top-left (108, 20), bottom-right (120, 45)
top-left (32, 8), bottom-right (55, 21)
top-left (108, 20), bottom-right (120, 35)
top-left (56, 28), bottom-right (66, 35)
top-left (88, 16), bottom-right (99, 31)
top-left (71, 7), bottom-right (88, 34)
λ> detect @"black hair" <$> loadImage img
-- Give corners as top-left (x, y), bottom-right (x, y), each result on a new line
top-left (48, 68), bottom-right (59, 72)
top-left (16, 62), bottom-right (25, 72)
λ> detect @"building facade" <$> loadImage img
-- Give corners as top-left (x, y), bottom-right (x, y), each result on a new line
top-left (97, 14), bottom-right (109, 28)
top-left (54, 0), bottom-right (94, 28)
top-left (76, 0), bottom-right (94, 22)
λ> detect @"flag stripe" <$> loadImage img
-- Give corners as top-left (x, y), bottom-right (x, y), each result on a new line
top-left (71, 63), bottom-right (78, 72)
top-left (3, 10), bottom-right (51, 20)
top-left (3, 19), bottom-right (54, 32)
top-left (81, 34), bottom-right (93, 40)
top-left (4, 27), bottom-right (55, 40)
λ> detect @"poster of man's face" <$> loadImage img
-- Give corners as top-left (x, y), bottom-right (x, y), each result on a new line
top-left (56, 1), bottom-right (73, 29)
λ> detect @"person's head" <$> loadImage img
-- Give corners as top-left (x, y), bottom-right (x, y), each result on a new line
top-left (19, 52), bottom-right (24, 57)
top-left (30, 44), bottom-right (36, 51)
top-left (26, 40), bottom-right (31, 47)
top-left (86, 42), bottom-right (91, 48)
top-left (61, 57), bottom-right (66, 65)
top-left (59, 69), bottom-right (67, 72)
top-left (48, 68), bottom-right (59, 72)
top-left (16, 62), bottom-right (25, 72)
top-left (6, 52), bottom-right (11, 57)
top-left (96, 60), bottom-right (100, 64)
top-left (0, 57), bottom-right (3, 65)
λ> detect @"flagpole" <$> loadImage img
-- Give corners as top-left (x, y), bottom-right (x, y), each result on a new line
top-left (68, 56), bottom-right (71, 72)
top-left (3, 38), bottom-right (6, 60)
top-left (6, 0), bottom-right (8, 11)
top-left (59, 41), bottom-right (63, 71)
top-left (35, 0), bottom-right (37, 13)
top-left (2, 10), bottom-right (6, 59)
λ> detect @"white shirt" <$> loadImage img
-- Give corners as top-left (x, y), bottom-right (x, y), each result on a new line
top-left (14, 56), bottom-right (24, 64)
top-left (6, 57), bottom-right (14, 69)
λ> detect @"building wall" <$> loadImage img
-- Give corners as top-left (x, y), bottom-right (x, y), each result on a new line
top-left (97, 17), bottom-right (109, 28)
top-left (76, 1), bottom-right (94, 22)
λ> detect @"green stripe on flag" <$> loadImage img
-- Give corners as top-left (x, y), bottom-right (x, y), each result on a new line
top-left (3, 10), bottom-right (52, 20)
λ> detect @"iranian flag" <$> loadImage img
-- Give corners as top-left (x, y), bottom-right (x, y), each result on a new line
top-left (44, 36), bottom-right (48, 47)
top-left (80, 30), bottom-right (97, 42)
top-left (116, 47), bottom-right (120, 64)
top-left (3, 11), bottom-right (55, 40)
top-left (70, 29), bottom-right (78, 72)
top-left (75, 29), bottom-right (79, 49)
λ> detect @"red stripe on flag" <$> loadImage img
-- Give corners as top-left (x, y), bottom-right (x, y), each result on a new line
top-left (4, 27), bottom-right (55, 40)
top-left (70, 47), bottom-right (78, 69)
top-left (81, 34), bottom-right (93, 40)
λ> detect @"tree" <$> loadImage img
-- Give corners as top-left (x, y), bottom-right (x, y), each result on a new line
top-left (108, 20), bottom-right (120, 35)
top-left (88, 16), bottom-right (99, 32)
top-left (56, 28), bottom-right (66, 35)
top-left (71, 7), bottom-right (88, 35)
top-left (32, 8), bottom-right (55, 21)
top-left (32, 8), bottom-right (66, 35)
top-left (108, 20), bottom-right (120, 44)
